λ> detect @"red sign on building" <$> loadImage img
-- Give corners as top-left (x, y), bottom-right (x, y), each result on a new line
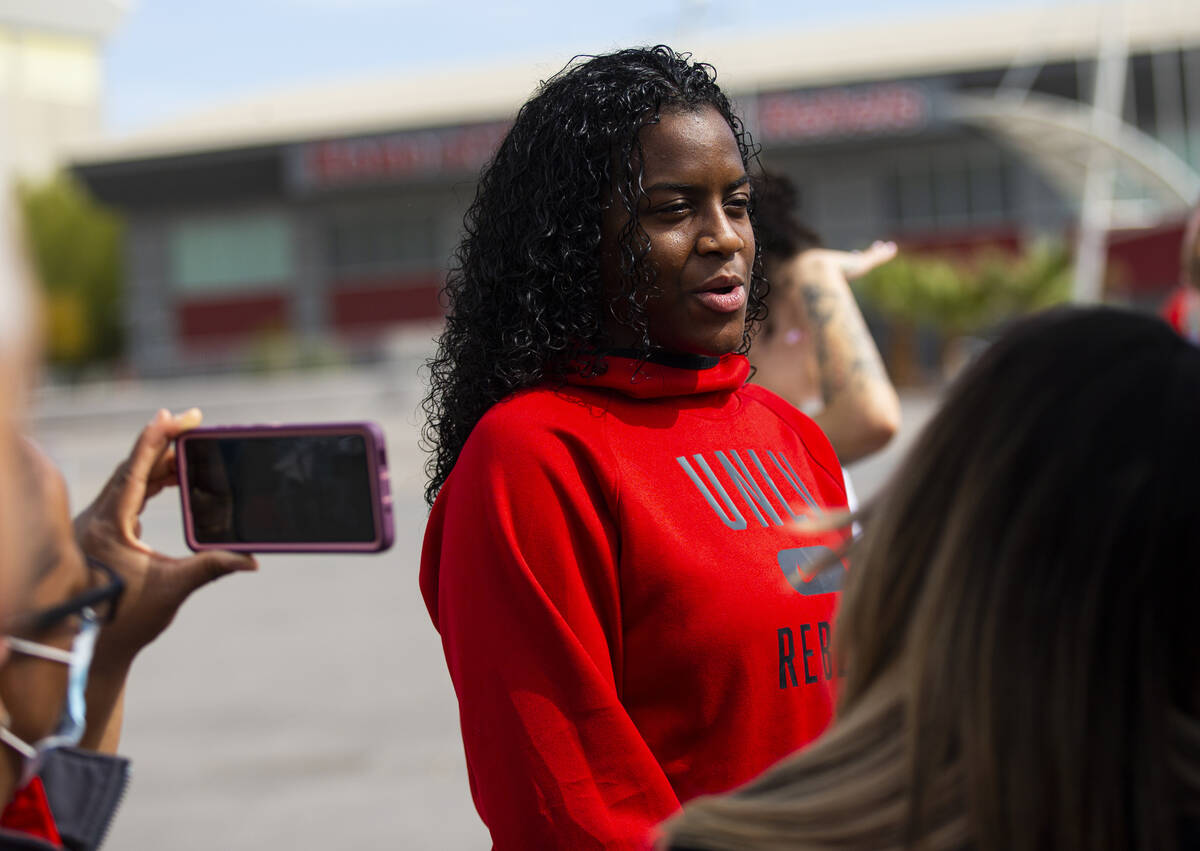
top-left (757, 84), bottom-right (930, 143)
top-left (292, 120), bottom-right (512, 190)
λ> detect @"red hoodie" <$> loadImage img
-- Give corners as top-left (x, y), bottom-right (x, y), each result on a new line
top-left (421, 352), bottom-right (849, 850)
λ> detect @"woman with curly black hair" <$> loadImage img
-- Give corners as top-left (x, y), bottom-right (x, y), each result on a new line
top-left (420, 46), bottom-right (850, 849)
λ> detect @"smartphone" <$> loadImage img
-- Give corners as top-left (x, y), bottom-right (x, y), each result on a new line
top-left (176, 422), bottom-right (393, 553)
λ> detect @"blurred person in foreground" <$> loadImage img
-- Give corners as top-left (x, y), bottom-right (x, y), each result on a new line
top-left (0, 212), bottom-right (37, 623)
top-left (1161, 203), bottom-right (1200, 342)
top-left (0, 413), bottom-right (257, 851)
top-left (0, 191), bottom-right (256, 847)
top-left (422, 46), bottom-right (849, 849)
top-left (749, 173), bottom-right (900, 466)
top-left (664, 305), bottom-right (1200, 851)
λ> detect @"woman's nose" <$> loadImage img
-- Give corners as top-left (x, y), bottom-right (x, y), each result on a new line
top-left (697, 212), bottom-right (745, 256)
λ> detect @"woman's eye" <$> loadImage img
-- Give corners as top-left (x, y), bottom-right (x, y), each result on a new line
top-left (657, 202), bottom-right (690, 216)
top-left (725, 196), bottom-right (750, 213)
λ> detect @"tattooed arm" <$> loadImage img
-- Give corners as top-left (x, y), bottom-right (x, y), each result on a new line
top-left (752, 243), bottom-right (901, 465)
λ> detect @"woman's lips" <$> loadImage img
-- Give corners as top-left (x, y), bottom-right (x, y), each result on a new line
top-left (692, 284), bottom-right (746, 313)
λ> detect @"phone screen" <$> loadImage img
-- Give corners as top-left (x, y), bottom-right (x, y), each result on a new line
top-left (183, 434), bottom-right (377, 544)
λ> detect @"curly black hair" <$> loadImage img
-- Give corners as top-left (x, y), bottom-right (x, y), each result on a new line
top-left (752, 170), bottom-right (823, 265)
top-left (421, 45), bottom-right (767, 506)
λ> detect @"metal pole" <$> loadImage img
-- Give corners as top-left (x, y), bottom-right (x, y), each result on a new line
top-left (1152, 48), bottom-right (1187, 163)
top-left (1183, 46), bottom-right (1200, 173)
top-left (1072, 1), bottom-right (1128, 303)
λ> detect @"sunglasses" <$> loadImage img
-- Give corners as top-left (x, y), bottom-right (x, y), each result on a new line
top-left (11, 558), bottom-right (124, 638)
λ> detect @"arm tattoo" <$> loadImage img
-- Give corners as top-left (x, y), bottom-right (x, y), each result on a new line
top-left (800, 282), bottom-right (888, 405)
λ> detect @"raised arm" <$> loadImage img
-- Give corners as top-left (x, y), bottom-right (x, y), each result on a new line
top-left (755, 244), bottom-right (901, 464)
top-left (73, 408), bottom-right (257, 752)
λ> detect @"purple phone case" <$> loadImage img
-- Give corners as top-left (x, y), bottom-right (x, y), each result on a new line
top-left (176, 421), bottom-right (394, 554)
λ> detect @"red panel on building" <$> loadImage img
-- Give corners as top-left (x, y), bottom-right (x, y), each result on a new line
top-left (330, 275), bottom-right (444, 332)
top-left (897, 226), bottom-right (1022, 256)
top-left (895, 219), bottom-right (1190, 297)
top-left (178, 293), bottom-right (289, 342)
top-left (1106, 220), bottom-right (1188, 295)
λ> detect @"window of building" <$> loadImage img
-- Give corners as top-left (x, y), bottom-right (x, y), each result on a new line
top-left (884, 150), bottom-right (1013, 232)
top-left (967, 160), bottom-right (1009, 222)
top-left (327, 203), bottom-right (438, 277)
top-left (169, 212), bottom-right (293, 293)
top-left (896, 170), bottom-right (935, 228)
top-left (934, 162), bottom-right (970, 223)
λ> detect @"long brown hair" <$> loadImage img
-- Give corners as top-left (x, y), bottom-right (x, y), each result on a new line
top-left (665, 306), bottom-right (1200, 851)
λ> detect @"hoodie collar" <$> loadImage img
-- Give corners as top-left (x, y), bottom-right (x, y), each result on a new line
top-left (564, 351), bottom-right (750, 399)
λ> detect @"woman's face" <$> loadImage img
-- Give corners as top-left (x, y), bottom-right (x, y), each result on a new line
top-left (0, 445), bottom-right (90, 752)
top-left (601, 105), bottom-right (755, 356)
top-left (0, 353), bottom-right (35, 628)
top-left (0, 430), bottom-right (23, 631)
top-left (0, 251), bottom-right (39, 629)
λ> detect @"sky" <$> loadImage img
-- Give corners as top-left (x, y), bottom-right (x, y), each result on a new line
top-left (102, 0), bottom-right (1042, 135)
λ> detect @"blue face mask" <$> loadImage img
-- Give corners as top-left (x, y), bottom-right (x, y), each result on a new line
top-left (1, 608), bottom-right (98, 787)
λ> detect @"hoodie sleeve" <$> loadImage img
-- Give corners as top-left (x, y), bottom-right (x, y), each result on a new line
top-left (420, 403), bottom-right (680, 850)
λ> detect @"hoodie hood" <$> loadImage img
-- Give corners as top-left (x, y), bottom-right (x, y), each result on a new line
top-left (564, 351), bottom-right (750, 399)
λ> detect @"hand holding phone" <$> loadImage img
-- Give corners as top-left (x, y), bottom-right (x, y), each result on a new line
top-left (176, 422), bottom-right (393, 553)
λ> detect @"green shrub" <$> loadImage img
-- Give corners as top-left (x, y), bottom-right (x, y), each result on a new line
top-left (854, 242), bottom-right (1073, 334)
top-left (19, 174), bottom-right (124, 370)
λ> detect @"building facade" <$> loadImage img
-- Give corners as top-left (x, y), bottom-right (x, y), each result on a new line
top-left (73, 1), bottom-right (1200, 376)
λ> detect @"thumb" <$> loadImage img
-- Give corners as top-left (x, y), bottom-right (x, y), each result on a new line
top-left (172, 550), bottom-right (259, 595)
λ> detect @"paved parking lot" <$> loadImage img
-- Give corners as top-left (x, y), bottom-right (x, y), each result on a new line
top-left (29, 358), bottom-right (938, 850)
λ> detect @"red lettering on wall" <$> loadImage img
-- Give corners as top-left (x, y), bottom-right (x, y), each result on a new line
top-left (301, 122), bottom-right (510, 188)
top-left (758, 85), bottom-right (929, 143)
